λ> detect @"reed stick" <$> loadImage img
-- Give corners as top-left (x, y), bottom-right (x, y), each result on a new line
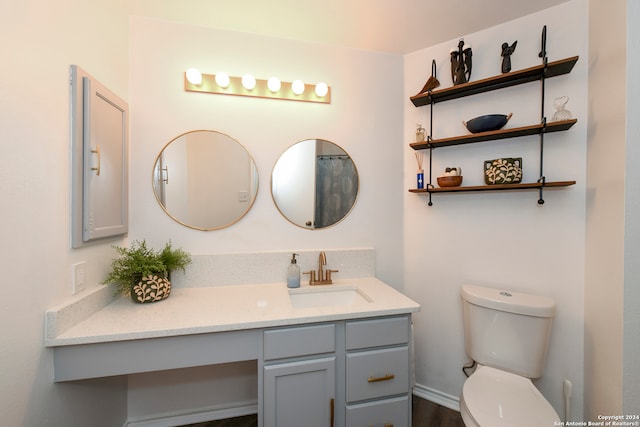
top-left (415, 152), bottom-right (424, 170)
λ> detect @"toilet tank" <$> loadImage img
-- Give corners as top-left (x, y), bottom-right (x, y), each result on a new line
top-left (461, 284), bottom-right (555, 379)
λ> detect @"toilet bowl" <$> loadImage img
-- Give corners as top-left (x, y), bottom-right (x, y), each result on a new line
top-left (460, 284), bottom-right (561, 427)
top-left (460, 365), bottom-right (560, 427)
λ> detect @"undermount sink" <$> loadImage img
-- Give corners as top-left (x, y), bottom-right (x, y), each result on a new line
top-left (288, 285), bottom-right (373, 309)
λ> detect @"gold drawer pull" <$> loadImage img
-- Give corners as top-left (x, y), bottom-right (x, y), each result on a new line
top-left (367, 373), bottom-right (395, 383)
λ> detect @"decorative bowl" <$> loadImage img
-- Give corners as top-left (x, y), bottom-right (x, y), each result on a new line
top-left (463, 113), bottom-right (512, 133)
top-left (437, 175), bottom-right (463, 187)
top-left (484, 158), bottom-right (522, 185)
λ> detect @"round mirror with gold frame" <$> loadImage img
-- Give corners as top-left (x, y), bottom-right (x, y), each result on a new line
top-left (152, 130), bottom-right (258, 231)
top-left (271, 139), bottom-right (358, 229)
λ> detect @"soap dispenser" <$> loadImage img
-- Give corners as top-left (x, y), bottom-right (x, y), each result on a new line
top-left (287, 253), bottom-right (300, 288)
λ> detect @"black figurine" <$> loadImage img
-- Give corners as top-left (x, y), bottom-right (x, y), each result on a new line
top-left (501, 41), bottom-right (517, 73)
top-left (450, 39), bottom-right (472, 85)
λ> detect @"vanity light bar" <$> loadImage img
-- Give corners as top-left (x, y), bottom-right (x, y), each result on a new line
top-left (184, 71), bottom-right (331, 104)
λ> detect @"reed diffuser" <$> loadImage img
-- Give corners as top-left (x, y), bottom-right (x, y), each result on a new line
top-left (415, 152), bottom-right (424, 189)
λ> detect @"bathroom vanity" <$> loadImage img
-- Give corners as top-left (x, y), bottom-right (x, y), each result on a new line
top-left (46, 277), bottom-right (420, 427)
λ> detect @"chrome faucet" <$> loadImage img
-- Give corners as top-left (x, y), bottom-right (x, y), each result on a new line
top-left (304, 251), bottom-right (339, 285)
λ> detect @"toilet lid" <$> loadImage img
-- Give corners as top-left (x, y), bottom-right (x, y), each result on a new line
top-left (462, 366), bottom-right (560, 427)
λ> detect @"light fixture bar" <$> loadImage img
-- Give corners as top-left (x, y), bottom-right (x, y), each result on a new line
top-left (184, 72), bottom-right (331, 104)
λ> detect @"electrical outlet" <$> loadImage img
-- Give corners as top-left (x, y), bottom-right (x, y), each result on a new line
top-left (238, 191), bottom-right (249, 202)
top-left (72, 261), bottom-right (87, 294)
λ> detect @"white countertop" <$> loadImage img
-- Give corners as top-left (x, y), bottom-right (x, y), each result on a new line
top-left (46, 277), bottom-right (420, 347)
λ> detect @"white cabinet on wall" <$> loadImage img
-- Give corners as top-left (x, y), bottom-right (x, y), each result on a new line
top-left (70, 65), bottom-right (128, 248)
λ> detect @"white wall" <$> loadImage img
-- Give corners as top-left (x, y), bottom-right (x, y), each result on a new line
top-left (129, 17), bottom-right (405, 286)
top-left (624, 2), bottom-right (640, 415)
top-left (584, 0), bottom-right (626, 418)
top-left (126, 17), bottom-right (404, 421)
top-left (403, 0), bottom-right (587, 418)
top-left (0, 1), bottom-right (130, 426)
top-left (127, 361), bottom-right (258, 422)
top-left (585, 0), bottom-right (640, 418)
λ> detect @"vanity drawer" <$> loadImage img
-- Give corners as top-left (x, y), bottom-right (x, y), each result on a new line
top-left (264, 324), bottom-right (335, 360)
top-left (346, 346), bottom-right (409, 402)
top-left (346, 395), bottom-right (409, 427)
top-left (346, 316), bottom-right (409, 350)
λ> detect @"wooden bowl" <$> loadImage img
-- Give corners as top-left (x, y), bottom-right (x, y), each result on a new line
top-left (437, 175), bottom-right (463, 187)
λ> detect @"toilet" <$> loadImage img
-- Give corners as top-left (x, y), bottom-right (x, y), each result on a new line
top-left (459, 284), bottom-right (561, 427)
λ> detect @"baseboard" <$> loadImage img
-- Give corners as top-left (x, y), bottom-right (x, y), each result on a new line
top-left (124, 400), bottom-right (258, 427)
top-left (413, 383), bottom-right (461, 412)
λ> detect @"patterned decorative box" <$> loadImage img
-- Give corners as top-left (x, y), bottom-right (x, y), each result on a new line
top-left (484, 158), bottom-right (523, 185)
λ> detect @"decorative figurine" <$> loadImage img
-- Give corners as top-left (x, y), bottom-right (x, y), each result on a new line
top-left (450, 39), bottom-right (472, 85)
top-left (552, 96), bottom-right (572, 122)
top-left (501, 41), bottom-right (517, 73)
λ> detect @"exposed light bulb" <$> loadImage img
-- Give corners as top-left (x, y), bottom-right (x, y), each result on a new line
top-left (267, 77), bottom-right (281, 93)
top-left (291, 80), bottom-right (305, 95)
top-left (215, 72), bottom-right (230, 88)
top-left (315, 82), bottom-right (329, 97)
top-left (184, 71), bottom-right (330, 103)
top-left (242, 74), bottom-right (256, 90)
top-left (185, 68), bottom-right (202, 85)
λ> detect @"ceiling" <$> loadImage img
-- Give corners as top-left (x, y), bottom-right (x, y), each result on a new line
top-left (130, 0), bottom-right (570, 54)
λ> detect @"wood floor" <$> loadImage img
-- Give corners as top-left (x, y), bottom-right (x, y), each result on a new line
top-left (180, 395), bottom-right (465, 427)
top-left (411, 395), bottom-right (465, 427)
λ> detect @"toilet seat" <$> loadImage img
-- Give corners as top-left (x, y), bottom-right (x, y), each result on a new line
top-left (460, 365), bottom-right (560, 427)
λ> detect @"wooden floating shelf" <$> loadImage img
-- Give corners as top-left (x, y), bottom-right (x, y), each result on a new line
top-left (410, 119), bottom-right (577, 150)
top-left (410, 56), bottom-right (579, 107)
top-left (409, 181), bottom-right (576, 194)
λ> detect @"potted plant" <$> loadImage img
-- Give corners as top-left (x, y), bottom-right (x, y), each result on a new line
top-left (102, 240), bottom-right (191, 303)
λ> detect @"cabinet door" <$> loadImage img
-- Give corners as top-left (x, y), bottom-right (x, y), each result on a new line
top-left (71, 65), bottom-right (128, 247)
top-left (263, 357), bottom-right (335, 427)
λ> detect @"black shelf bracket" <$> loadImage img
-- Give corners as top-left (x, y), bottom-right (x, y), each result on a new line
top-left (538, 25), bottom-right (548, 206)
top-left (428, 59), bottom-right (436, 206)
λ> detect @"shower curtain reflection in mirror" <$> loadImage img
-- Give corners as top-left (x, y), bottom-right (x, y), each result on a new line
top-left (271, 139), bottom-right (358, 229)
top-left (315, 155), bottom-right (357, 228)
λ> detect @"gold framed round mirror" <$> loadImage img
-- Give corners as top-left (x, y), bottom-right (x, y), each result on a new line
top-left (152, 130), bottom-right (258, 231)
top-left (271, 139), bottom-right (358, 229)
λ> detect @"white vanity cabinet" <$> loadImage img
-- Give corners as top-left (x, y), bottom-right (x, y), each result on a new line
top-left (345, 316), bottom-right (411, 427)
top-left (262, 324), bottom-right (337, 427)
top-left (261, 315), bottom-right (411, 427)
top-left (46, 280), bottom-right (420, 427)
